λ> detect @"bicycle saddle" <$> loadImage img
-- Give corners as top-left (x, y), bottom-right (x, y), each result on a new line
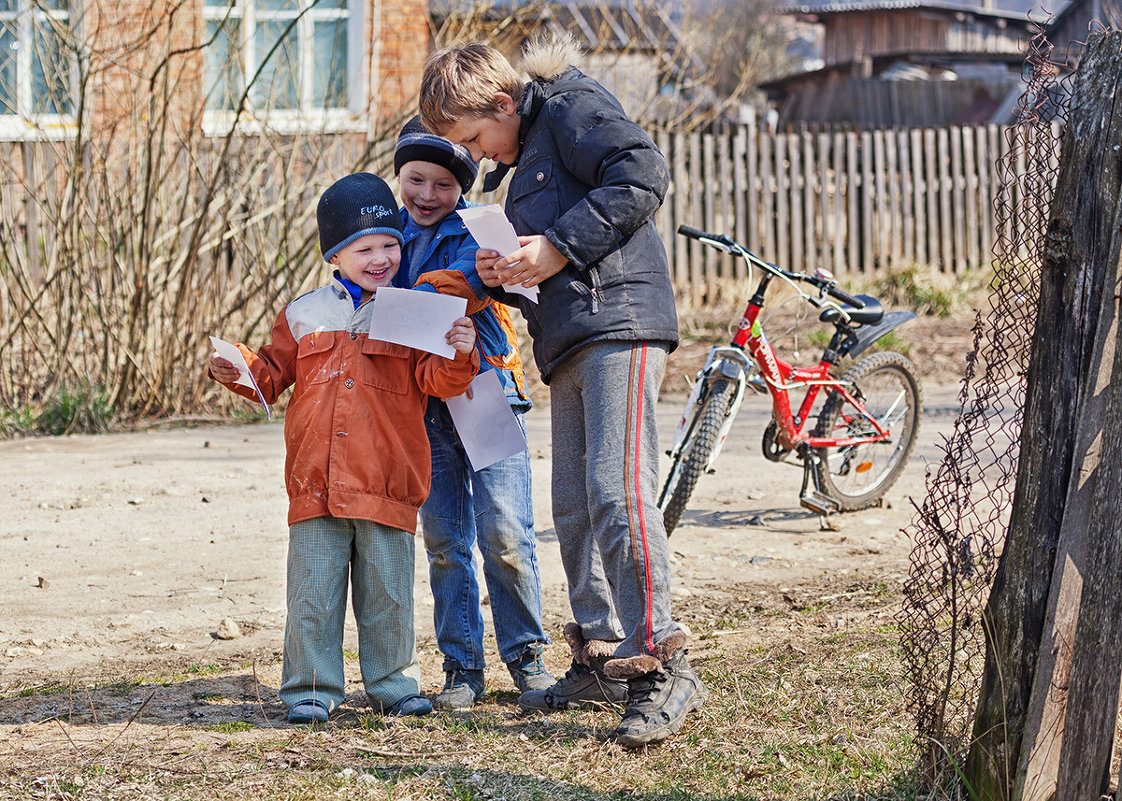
top-left (819, 294), bottom-right (884, 326)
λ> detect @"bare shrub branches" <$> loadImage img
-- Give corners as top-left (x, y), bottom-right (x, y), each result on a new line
top-left (1, 0), bottom-right (792, 427)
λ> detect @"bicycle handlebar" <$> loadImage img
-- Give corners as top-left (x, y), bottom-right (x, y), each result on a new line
top-left (677, 224), bottom-right (865, 309)
top-left (677, 224), bottom-right (735, 249)
top-left (825, 285), bottom-right (866, 309)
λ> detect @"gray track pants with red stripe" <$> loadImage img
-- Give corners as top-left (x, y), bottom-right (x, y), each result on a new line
top-left (549, 340), bottom-right (685, 660)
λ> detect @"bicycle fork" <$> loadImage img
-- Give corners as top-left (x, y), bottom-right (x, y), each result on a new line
top-left (668, 347), bottom-right (758, 471)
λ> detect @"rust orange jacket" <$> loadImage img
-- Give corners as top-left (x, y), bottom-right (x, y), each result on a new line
top-left (219, 278), bottom-right (479, 532)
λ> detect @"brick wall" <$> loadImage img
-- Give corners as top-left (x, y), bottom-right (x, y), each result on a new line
top-left (371, 0), bottom-right (431, 132)
top-left (75, 0), bottom-right (428, 142)
top-left (79, 0), bottom-right (203, 139)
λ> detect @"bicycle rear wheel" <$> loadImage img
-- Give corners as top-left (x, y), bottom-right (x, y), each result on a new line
top-left (812, 351), bottom-right (921, 511)
top-left (658, 379), bottom-right (736, 536)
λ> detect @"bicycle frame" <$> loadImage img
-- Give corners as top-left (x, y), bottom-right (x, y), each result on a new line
top-left (733, 300), bottom-right (893, 452)
top-left (669, 272), bottom-right (894, 474)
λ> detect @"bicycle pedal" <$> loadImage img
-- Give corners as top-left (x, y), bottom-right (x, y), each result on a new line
top-left (800, 490), bottom-right (840, 516)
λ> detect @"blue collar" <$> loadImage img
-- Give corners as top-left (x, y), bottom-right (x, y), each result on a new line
top-left (336, 273), bottom-right (365, 309)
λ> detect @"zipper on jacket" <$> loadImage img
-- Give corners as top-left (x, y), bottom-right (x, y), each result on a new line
top-left (589, 267), bottom-right (602, 313)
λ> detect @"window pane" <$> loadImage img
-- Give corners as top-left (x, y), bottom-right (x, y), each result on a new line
top-left (204, 0), bottom-right (234, 8)
top-left (316, 0), bottom-right (347, 9)
top-left (0, 0), bottom-right (15, 14)
top-left (312, 19), bottom-right (347, 109)
top-left (0, 24), bottom-right (15, 115)
top-left (38, 0), bottom-right (68, 11)
top-left (31, 19), bottom-right (71, 115)
top-left (205, 18), bottom-right (243, 111)
top-left (253, 19), bottom-right (297, 110)
top-left (258, 0), bottom-right (298, 12)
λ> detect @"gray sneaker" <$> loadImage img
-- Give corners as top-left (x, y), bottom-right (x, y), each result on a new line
top-left (518, 659), bottom-right (628, 712)
top-left (433, 667), bottom-right (484, 712)
top-left (506, 642), bottom-right (555, 693)
top-left (611, 648), bottom-right (707, 748)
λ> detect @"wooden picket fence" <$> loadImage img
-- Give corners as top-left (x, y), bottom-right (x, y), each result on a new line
top-left (3, 121), bottom-right (1052, 313)
top-left (653, 121), bottom-right (1055, 307)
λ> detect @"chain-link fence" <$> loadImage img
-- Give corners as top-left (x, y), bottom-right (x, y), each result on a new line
top-left (897, 20), bottom-right (1076, 775)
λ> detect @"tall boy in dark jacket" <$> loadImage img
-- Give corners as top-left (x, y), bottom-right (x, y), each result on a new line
top-left (419, 34), bottom-right (706, 748)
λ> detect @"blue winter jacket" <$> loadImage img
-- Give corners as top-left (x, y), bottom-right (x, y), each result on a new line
top-left (395, 199), bottom-right (531, 409)
top-left (481, 66), bottom-right (679, 383)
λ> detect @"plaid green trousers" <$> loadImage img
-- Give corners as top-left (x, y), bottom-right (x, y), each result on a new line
top-left (278, 516), bottom-right (420, 712)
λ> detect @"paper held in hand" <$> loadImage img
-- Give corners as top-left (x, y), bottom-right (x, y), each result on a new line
top-left (445, 370), bottom-right (528, 471)
top-left (456, 204), bottom-right (540, 303)
top-left (208, 336), bottom-right (271, 420)
top-left (367, 287), bottom-right (468, 359)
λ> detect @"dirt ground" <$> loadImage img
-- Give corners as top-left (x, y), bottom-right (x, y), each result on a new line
top-left (0, 316), bottom-right (972, 735)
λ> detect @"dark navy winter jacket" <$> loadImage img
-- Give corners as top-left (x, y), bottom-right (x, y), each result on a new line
top-left (482, 66), bottom-right (679, 383)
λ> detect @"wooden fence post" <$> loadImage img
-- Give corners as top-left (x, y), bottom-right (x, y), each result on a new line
top-left (964, 30), bottom-right (1122, 801)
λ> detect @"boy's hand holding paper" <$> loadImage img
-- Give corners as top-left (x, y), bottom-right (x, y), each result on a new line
top-left (208, 336), bottom-right (271, 419)
top-left (457, 204), bottom-right (540, 302)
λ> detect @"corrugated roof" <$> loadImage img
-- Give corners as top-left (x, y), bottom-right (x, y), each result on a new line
top-left (431, 0), bottom-right (682, 53)
top-left (780, 0), bottom-right (1067, 20)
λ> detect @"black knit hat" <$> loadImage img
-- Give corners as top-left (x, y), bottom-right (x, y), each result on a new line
top-left (317, 172), bottom-right (404, 263)
top-left (394, 115), bottom-right (479, 194)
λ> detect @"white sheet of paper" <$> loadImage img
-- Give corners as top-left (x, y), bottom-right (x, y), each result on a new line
top-left (445, 370), bottom-right (528, 472)
top-left (368, 286), bottom-right (467, 359)
top-left (457, 204), bottom-right (540, 303)
top-left (209, 335), bottom-right (271, 420)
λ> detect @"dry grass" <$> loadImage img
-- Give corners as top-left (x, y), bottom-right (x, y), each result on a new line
top-left (0, 575), bottom-right (964, 801)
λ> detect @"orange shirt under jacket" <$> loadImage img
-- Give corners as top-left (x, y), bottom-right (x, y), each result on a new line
top-left (220, 279), bottom-right (479, 532)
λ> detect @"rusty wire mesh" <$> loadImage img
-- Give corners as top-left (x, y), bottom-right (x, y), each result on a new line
top-left (897, 21), bottom-right (1074, 776)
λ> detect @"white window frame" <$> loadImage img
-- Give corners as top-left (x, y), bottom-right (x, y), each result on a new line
top-left (202, 0), bottom-right (366, 136)
top-left (0, 0), bottom-right (77, 141)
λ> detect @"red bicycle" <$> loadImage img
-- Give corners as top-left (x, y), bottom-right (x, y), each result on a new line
top-left (659, 225), bottom-right (922, 534)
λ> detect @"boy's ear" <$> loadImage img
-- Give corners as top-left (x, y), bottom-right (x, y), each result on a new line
top-left (493, 92), bottom-right (517, 116)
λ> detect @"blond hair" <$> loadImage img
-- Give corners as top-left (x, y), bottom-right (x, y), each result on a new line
top-left (419, 34), bottom-right (582, 134)
top-left (419, 43), bottom-right (523, 134)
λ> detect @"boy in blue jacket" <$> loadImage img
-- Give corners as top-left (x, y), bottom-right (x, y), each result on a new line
top-left (393, 116), bottom-right (553, 711)
top-left (418, 36), bottom-right (706, 747)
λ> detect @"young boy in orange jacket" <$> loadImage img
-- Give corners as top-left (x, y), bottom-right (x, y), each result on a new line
top-left (208, 172), bottom-right (478, 724)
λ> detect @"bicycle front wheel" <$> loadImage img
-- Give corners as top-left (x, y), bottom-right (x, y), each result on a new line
top-left (658, 379), bottom-right (736, 536)
top-left (812, 351), bottom-right (921, 511)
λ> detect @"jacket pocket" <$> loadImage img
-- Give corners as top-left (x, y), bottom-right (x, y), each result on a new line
top-left (360, 337), bottom-right (412, 394)
top-left (296, 332), bottom-right (336, 386)
top-left (561, 265), bottom-right (602, 315)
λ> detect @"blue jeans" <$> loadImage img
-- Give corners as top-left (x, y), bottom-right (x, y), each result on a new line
top-left (420, 397), bottom-right (548, 669)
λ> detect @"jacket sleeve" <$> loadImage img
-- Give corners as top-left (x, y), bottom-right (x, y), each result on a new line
top-left (481, 283), bottom-right (523, 309)
top-left (542, 94), bottom-right (670, 270)
top-left (414, 347), bottom-right (480, 399)
top-left (411, 235), bottom-right (493, 316)
top-left (217, 309), bottom-right (298, 405)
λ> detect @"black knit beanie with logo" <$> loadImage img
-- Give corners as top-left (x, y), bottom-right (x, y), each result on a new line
top-left (393, 115), bottom-right (479, 194)
top-left (317, 172), bottom-right (404, 263)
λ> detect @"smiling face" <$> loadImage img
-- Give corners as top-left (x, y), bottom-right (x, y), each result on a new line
top-left (330, 233), bottom-right (401, 298)
top-left (442, 94), bottom-right (522, 166)
top-left (398, 161), bottom-right (462, 228)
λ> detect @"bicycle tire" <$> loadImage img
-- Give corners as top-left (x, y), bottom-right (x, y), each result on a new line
top-left (812, 351), bottom-right (921, 512)
top-left (658, 379), bottom-right (736, 536)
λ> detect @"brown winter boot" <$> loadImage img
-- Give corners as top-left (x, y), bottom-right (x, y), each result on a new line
top-left (604, 629), bottom-right (708, 748)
